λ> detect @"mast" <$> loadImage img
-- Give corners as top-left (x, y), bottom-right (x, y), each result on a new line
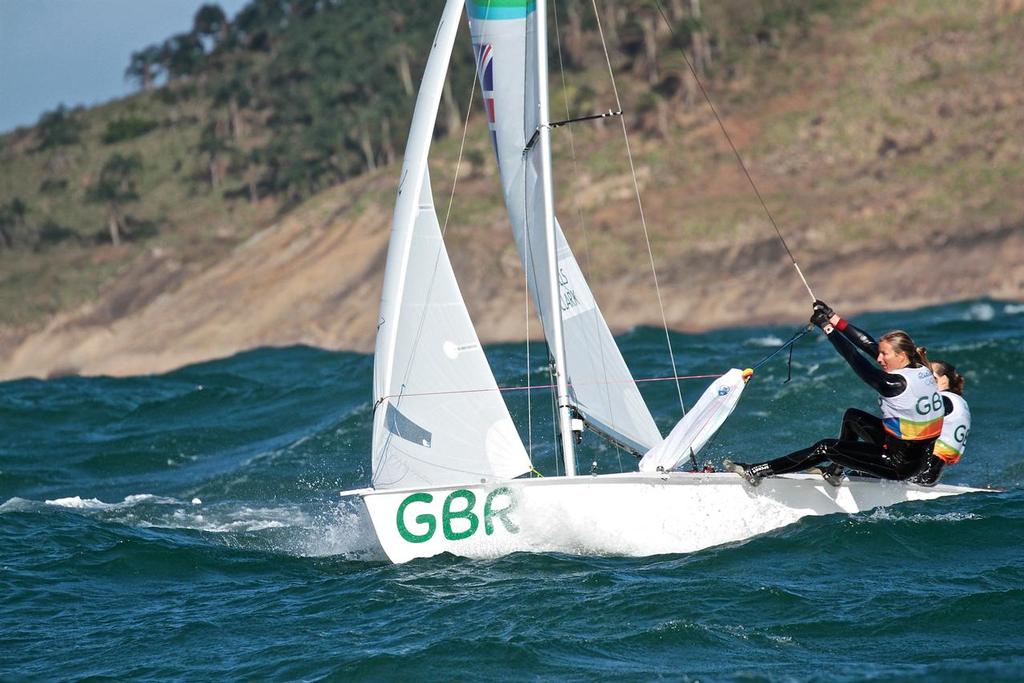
top-left (534, 0), bottom-right (576, 476)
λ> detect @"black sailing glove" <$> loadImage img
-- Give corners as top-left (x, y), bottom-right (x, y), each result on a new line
top-left (810, 308), bottom-right (833, 330)
top-left (813, 299), bottom-right (835, 319)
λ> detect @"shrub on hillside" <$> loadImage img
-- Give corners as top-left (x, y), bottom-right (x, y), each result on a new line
top-left (39, 178), bottom-right (69, 194)
top-left (35, 221), bottom-right (80, 250)
top-left (102, 117), bottom-right (159, 144)
top-left (34, 105), bottom-right (86, 152)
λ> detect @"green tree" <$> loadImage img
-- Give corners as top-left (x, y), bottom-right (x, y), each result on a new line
top-left (193, 4), bottom-right (230, 48)
top-left (35, 105), bottom-right (85, 151)
top-left (87, 153), bottom-right (143, 246)
top-left (252, 1), bottom-right (446, 197)
top-left (125, 44), bottom-right (163, 91)
top-left (231, 0), bottom-right (289, 51)
top-left (161, 33), bottom-right (206, 81)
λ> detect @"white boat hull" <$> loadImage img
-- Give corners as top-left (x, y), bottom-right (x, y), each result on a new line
top-left (353, 472), bottom-right (987, 563)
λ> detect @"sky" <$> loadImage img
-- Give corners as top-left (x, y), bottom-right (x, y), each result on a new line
top-left (0, 0), bottom-right (251, 133)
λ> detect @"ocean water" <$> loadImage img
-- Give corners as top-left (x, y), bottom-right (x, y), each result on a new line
top-left (2, 299), bottom-right (1023, 681)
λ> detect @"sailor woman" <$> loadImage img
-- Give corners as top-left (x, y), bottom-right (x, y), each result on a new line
top-left (726, 301), bottom-right (943, 486)
top-left (912, 360), bottom-right (971, 486)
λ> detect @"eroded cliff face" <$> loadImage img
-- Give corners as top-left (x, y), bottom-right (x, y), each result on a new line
top-left (1, 177), bottom-right (1019, 381)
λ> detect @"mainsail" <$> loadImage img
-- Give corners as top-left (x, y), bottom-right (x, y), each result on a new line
top-left (372, 0), bottom-right (531, 490)
top-left (467, 0), bottom-right (662, 453)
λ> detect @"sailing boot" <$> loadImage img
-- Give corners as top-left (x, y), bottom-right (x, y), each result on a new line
top-left (724, 459), bottom-right (765, 487)
top-left (821, 463), bottom-right (844, 487)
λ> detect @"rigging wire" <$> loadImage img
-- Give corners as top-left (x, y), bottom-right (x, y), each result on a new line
top-left (590, 0), bottom-right (687, 416)
top-left (751, 324), bottom-right (813, 372)
top-left (651, 0), bottom-right (816, 302)
top-left (439, 73), bottom-right (477, 236)
top-left (548, 360), bottom-right (562, 476)
top-left (525, 236), bottom-right (535, 467)
top-left (374, 316), bottom-right (811, 408)
top-left (552, 0), bottom-right (624, 472)
top-left (517, 7), bottom-right (563, 475)
top-left (375, 371), bottom-right (721, 404)
top-left (520, 52), bottom-right (536, 470)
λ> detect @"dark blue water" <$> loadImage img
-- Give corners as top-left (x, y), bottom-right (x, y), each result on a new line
top-left (3, 300), bottom-right (1023, 680)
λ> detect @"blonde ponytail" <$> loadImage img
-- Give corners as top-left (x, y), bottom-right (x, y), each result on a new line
top-left (880, 330), bottom-right (927, 367)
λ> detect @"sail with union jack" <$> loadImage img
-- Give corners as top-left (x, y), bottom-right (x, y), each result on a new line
top-left (465, 1), bottom-right (663, 454)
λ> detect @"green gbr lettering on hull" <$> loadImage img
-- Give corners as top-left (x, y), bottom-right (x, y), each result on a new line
top-left (466, 0), bottom-right (536, 20)
top-left (396, 492), bottom-right (435, 543)
top-left (396, 487), bottom-right (519, 544)
top-left (442, 489), bottom-right (478, 540)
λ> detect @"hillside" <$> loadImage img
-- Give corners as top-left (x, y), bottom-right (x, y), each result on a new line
top-left (1, 0), bottom-right (1023, 380)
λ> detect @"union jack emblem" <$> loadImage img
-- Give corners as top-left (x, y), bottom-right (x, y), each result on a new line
top-left (474, 42), bottom-right (499, 162)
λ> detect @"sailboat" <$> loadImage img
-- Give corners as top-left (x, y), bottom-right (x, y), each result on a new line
top-left (341, 0), bottom-right (984, 564)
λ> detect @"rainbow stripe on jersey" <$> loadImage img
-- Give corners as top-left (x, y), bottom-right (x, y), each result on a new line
top-left (882, 415), bottom-right (943, 441)
top-left (933, 439), bottom-right (962, 464)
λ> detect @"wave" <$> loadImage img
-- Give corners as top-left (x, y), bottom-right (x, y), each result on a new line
top-left (857, 508), bottom-right (981, 524)
top-left (743, 335), bottom-right (785, 348)
top-left (0, 496), bottom-right (37, 513)
top-left (964, 302), bottom-right (996, 321)
top-left (3, 491), bottom-right (385, 562)
top-left (43, 493), bottom-right (183, 510)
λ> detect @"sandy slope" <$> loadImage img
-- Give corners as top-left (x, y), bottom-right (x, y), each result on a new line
top-left (1, 180), bottom-right (1019, 380)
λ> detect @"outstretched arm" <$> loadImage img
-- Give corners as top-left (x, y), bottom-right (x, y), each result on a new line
top-left (825, 331), bottom-right (906, 397)
top-left (835, 319), bottom-right (879, 357)
top-left (812, 301), bottom-right (906, 397)
top-left (814, 300), bottom-right (880, 358)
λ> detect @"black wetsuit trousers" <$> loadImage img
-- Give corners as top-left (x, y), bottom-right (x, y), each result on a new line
top-left (748, 408), bottom-right (933, 481)
top-left (840, 408), bottom-right (885, 445)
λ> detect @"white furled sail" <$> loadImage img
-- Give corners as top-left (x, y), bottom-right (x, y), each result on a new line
top-left (372, 0), bottom-right (531, 490)
top-left (467, 0), bottom-right (662, 453)
top-left (638, 369), bottom-right (751, 473)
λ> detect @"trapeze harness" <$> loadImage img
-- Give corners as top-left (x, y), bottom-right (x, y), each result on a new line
top-left (745, 319), bottom-right (944, 481)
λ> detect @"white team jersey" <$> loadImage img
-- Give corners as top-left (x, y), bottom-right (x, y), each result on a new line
top-left (933, 391), bottom-right (971, 464)
top-left (878, 366), bottom-right (943, 440)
